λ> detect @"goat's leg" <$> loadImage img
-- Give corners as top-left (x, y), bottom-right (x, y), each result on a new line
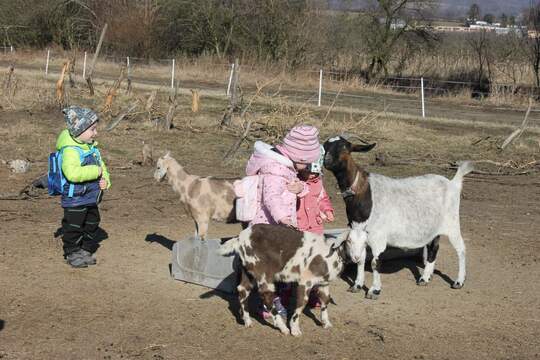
top-left (192, 212), bottom-right (209, 240)
top-left (317, 284), bottom-right (333, 329)
top-left (448, 232), bottom-right (466, 289)
top-left (197, 219), bottom-right (209, 240)
top-left (349, 246), bottom-right (366, 293)
top-left (348, 228), bottom-right (367, 293)
top-left (290, 284), bottom-right (310, 337)
top-left (260, 285), bottom-right (288, 335)
top-left (418, 236), bottom-right (440, 286)
top-left (237, 268), bottom-right (254, 327)
top-left (366, 242), bottom-right (385, 299)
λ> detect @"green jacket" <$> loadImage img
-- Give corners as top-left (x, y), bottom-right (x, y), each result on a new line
top-left (55, 129), bottom-right (111, 188)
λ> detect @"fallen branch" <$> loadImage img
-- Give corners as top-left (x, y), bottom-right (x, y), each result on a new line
top-left (500, 98), bottom-right (532, 151)
top-left (106, 102), bottom-right (138, 131)
top-left (471, 136), bottom-right (491, 146)
top-left (223, 117), bottom-right (253, 160)
top-left (0, 174), bottom-right (47, 200)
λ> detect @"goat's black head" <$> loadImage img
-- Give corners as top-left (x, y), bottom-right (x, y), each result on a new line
top-left (323, 136), bottom-right (376, 172)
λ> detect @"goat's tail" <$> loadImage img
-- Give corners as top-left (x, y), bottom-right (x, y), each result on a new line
top-left (218, 236), bottom-right (240, 256)
top-left (451, 161), bottom-right (474, 186)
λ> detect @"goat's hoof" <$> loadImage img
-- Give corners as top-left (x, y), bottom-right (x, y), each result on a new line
top-left (417, 278), bottom-right (429, 286)
top-left (290, 328), bottom-right (302, 337)
top-left (243, 318), bottom-right (253, 328)
top-left (451, 281), bottom-right (464, 289)
top-left (366, 289), bottom-right (381, 300)
top-left (348, 285), bottom-right (363, 293)
top-left (322, 322), bottom-right (333, 329)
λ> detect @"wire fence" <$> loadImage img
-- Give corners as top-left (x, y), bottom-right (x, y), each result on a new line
top-left (1, 48), bottom-right (538, 125)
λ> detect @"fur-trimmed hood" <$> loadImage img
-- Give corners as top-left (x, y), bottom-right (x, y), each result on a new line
top-left (246, 141), bottom-right (296, 179)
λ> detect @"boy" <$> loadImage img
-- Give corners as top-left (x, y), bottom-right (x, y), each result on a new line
top-left (56, 106), bottom-right (111, 268)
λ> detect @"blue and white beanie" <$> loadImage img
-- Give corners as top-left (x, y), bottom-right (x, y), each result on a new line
top-left (62, 106), bottom-right (99, 137)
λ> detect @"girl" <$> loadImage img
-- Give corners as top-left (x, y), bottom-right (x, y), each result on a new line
top-left (246, 125), bottom-right (321, 228)
top-left (245, 124), bottom-right (321, 319)
top-left (296, 146), bottom-right (335, 307)
top-left (296, 145), bottom-right (335, 235)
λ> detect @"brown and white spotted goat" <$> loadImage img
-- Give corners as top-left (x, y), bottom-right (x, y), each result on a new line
top-left (219, 224), bottom-right (356, 336)
top-left (154, 152), bottom-right (241, 239)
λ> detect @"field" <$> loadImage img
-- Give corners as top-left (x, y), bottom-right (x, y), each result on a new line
top-left (1, 70), bottom-right (540, 359)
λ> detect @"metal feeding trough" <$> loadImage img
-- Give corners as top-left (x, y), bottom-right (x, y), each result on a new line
top-left (171, 228), bottom-right (422, 294)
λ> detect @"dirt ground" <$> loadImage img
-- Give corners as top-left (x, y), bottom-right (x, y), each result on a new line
top-left (0, 109), bottom-right (539, 360)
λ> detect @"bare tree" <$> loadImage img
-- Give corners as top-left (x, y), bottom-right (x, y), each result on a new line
top-left (362, 0), bottom-right (438, 80)
top-left (468, 3), bottom-right (480, 22)
top-left (524, 2), bottom-right (540, 87)
top-left (467, 29), bottom-right (491, 83)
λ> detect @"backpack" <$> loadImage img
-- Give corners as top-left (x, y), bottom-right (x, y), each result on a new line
top-left (48, 146), bottom-right (101, 197)
top-left (233, 175), bottom-right (260, 222)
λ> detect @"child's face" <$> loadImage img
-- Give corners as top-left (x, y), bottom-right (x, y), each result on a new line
top-left (77, 123), bottom-right (98, 143)
top-left (294, 162), bottom-right (308, 171)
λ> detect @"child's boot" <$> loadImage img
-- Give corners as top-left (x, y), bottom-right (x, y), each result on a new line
top-left (273, 296), bottom-right (288, 320)
top-left (79, 249), bottom-right (97, 265)
top-left (65, 251), bottom-right (88, 268)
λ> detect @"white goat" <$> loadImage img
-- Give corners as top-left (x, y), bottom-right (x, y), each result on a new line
top-left (323, 136), bottom-right (474, 299)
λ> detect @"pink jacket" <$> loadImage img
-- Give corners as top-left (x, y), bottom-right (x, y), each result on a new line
top-left (246, 141), bottom-right (306, 227)
top-left (296, 176), bottom-right (334, 235)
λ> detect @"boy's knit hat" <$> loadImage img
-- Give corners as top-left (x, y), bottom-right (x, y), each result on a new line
top-left (62, 106), bottom-right (99, 137)
top-left (276, 125), bottom-right (320, 163)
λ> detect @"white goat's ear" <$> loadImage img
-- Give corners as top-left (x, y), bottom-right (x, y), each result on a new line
top-left (327, 136), bottom-right (341, 143)
top-left (331, 230), bottom-right (350, 249)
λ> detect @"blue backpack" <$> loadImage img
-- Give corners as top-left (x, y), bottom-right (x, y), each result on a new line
top-left (48, 146), bottom-right (101, 197)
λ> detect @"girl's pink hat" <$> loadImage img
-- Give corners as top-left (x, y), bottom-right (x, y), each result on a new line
top-left (276, 125), bottom-right (320, 163)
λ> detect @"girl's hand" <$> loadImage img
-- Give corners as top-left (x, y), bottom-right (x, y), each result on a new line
top-left (99, 178), bottom-right (108, 190)
top-left (324, 211), bottom-right (334, 222)
top-left (287, 180), bottom-right (303, 194)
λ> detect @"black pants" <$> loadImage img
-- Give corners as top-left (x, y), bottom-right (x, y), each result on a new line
top-left (61, 205), bottom-right (101, 257)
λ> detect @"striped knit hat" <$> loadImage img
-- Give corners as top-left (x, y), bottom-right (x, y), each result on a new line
top-left (276, 125), bottom-right (320, 163)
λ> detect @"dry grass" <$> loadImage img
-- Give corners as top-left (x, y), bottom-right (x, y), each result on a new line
top-left (2, 49), bottom-right (539, 110)
top-left (1, 58), bottom-right (538, 179)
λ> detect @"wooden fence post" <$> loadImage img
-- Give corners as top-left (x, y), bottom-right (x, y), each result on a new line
top-left (86, 24), bottom-right (108, 96)
top-left (221, 58), bottom-right (240, 127)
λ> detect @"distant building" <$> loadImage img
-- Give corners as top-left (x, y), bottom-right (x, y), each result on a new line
top-left (432, 22), bottom-right (526, 36)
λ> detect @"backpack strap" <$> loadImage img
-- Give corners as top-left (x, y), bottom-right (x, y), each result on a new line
top-left (58, 146), bottom-right (87, 198)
